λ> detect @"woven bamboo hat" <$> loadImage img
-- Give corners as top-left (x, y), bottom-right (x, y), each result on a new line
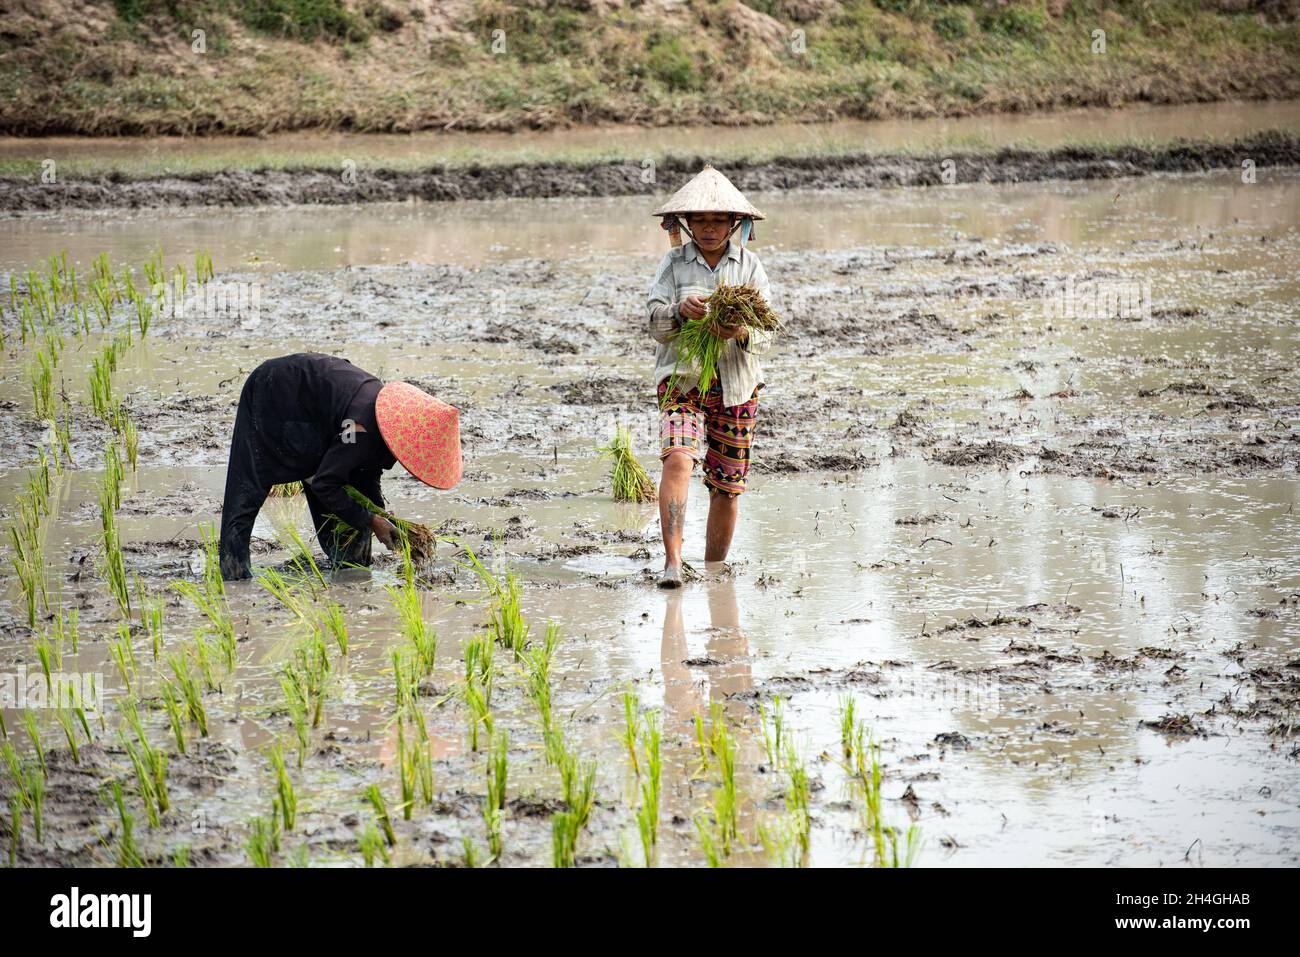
top-left (651, 164), bottom-right (765, 221)
top-left (375, 382), bottom-right (463, 490)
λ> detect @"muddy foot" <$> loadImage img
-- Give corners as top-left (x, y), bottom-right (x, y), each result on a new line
top-left (658, 563), bottom-right (683, 588)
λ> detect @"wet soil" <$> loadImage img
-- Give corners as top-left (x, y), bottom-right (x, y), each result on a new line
top-left (1, 171), bottom-right (1297, 867)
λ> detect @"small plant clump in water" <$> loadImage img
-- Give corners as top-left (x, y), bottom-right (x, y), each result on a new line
top-left (596, 425), bottom-right (657, 503)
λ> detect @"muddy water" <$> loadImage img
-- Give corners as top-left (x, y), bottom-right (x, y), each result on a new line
top-left (2, 165), bottom-right (1298, 274)
top-left (3, 99), bottom-right (1298, 175)
top-left (1, 166), bottom-right (1298, 866)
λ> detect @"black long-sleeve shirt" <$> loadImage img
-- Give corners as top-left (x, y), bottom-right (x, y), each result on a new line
top-left (251, 353), bottom-right (397, 533)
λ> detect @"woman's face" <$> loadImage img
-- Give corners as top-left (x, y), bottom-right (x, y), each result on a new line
top-left (685, 212), bottom-right (735, 253)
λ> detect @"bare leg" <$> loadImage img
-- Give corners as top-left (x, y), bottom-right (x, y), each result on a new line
top-left (658, 451), bottom-right (694, 586)
top-left (704, 487), bottom-right (740, 562)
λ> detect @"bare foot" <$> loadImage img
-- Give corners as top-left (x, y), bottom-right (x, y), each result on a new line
top-left (658, 562), bottom-right (683, 589)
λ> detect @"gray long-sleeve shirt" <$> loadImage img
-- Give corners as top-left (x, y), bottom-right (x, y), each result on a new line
top-left (645, 239), bottom-right (775, 409)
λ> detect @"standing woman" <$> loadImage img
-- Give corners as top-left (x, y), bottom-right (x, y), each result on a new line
top-left (217, 352), bottom-right (462, 580)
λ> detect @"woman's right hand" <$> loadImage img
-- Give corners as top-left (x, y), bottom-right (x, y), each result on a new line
top-left (371, 514), bottom-right (399, 550)
top-left (679, 295), bottom-right (709, 321)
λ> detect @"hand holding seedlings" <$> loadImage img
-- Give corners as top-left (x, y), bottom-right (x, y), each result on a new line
top-left (679, 295), bottom-right (708, 320)
top-left (371, 514), bottom-right (399, 550)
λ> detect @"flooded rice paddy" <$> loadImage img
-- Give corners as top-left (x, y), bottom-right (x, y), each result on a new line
top-left (0, 165), bottom-right (1297, 867)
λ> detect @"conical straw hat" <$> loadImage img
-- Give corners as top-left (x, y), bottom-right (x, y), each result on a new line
top-left (375, 382), bottom-right (463, 490)
top-left (652, 164), bottom-right (765, 221)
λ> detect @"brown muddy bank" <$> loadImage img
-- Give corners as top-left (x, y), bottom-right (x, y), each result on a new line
top-left (3, 132), bottom-right (1298, 214)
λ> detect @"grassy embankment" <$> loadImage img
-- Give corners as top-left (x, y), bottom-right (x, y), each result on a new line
top-left (0, 0), bottom-right (1295, 140)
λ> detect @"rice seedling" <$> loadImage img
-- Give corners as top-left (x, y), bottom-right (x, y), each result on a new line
top-left (195, 249), bottom-right (215, 285)
top-left (781, 737), bottom-right (811, 861)
top-left (142, 248), bottom-right (163, 291)
top-left (2, 744), bottom-right (27, 805)
top-left (282, 660), bottom-right (312, 764)
top-left (109, 781), bottom-right (143, 867)
top-left (22, 710), bottom-right (46, 777)
top-left (595, 425), bottom-right (657, 503)
top-left (189, 631), bottom-right (218, 692)
top-left (358, 823), bottom-right (389, 867)
top-left (120, 696), bottom-right (169, 818)
top-left (694, 813), bottom-right (722, 868)
top-left (344, 485), bottom-right (436, 565)
top-left (461, 835), bottom-right (482, 868)
top-left (636, 711), bottom-right (662, 866)
top-left (885, 823), bottom-right (922, 868)
top-left (99, 480), bottom-right (131, 619)
top-left (395, 718), bottom-right (415, 821)
top-left (490, 570), bottom-right (529, 661)
top-left (108, 623), bottom-right (137, 694)
top-left (280, 634), bottom-right (330, 765)
top-left (33, 634), bottom-right (57, 695)
top-left (160, 680), bottom-right (187, 754)
top-left (385, 551), bottom-right (436, 674)
top-left (172, 845), bottom-right (190, 867)
top-left (321, 599), bottom-right (349, 656)
top-left (30, 349), bottom-right (54, 420)
top-left (550, 811), bottom-right (581, 868)
top-left (392, 647), bottom-right (419, 716)
top-left (246, 816), bottom-right (276, 867)
top-left (757, 814), bottom-right (801, 868)
top-left (664, 281), bottom-right (781, 400)
top-left (269, 742), bottom-right (296, 832)
top-left (89, 353), bottom-right (115, 422)
top-left (120, 734), bottom-right (161, 828)
top-left (465, 629), bottom-right (494, 700)
top-left (257, 566), bottom-right (312, 623)
top-left (839, 694), bottom-right (856, 759)
top-left (269, 481), bottom-right (303, 497)
top-left (758, 694), bottom-right (786, 769)
top-left (24, 767), bottom-right (44, 843)
top-left (119, 267), bottom-right (136, 303)
top-left (133, 291), bottom-right (153, 336)
top-left (709, 709), bottom-right (739, 854)
top-left (558, 747), bottom-right (596, 832)
top-left (365, 784), bottom-right (397, 847)
top-left (54, 707), bottom-right (81, 764)
top-left (55, 402), bottom-right (72, 466)
top-left (143, 590), bottom-right (165, 660)
top-left (408, 708), bottom-right (434, 808)
top-left (9, 493), bottom-right (48, 628)
top-left (8, 794), bottom-right (20, 865)
top-left (523, 625), bottom-right (559, 749)
top-left (464, 671), bottom-right (493, 753)
top-left (484, 729), bottom-right (509, 859)
top-left (619, 687), bottom-right (642, 779)
top-left (175, 536), bottom-right (236, 667)
top-left (122, 416), bottom-right (139, 471)
top-left (280, 523), bottom-right (326, 593)
top-left (166, 652), bottom-right (209, 737)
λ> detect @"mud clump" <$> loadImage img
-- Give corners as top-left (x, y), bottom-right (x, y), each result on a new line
top-left (931, 440), bottom-right (1026, 469)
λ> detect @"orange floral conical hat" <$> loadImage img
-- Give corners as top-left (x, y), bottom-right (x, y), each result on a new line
top-left (375, 382), bottom-right (463, 489)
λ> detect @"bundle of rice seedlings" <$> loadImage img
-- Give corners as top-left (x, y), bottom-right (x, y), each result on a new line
top-left (269, 482), bottom-right (302, 497)
top-left (343, 485), bottom-right (436, 565)
top-left (665, 282), bottom-right (780, 400)
top-left (596, 425), bottom-right (657, 503)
